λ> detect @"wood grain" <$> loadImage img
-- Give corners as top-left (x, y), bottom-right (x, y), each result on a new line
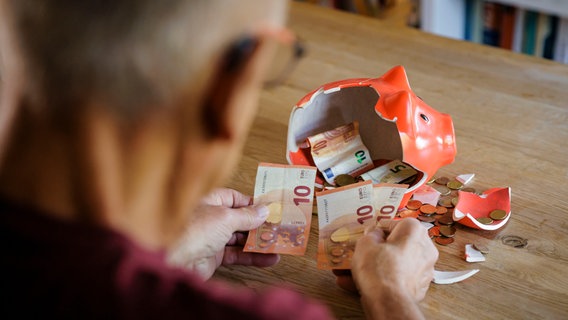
top-left (214, 2), bottom-right (568, 319)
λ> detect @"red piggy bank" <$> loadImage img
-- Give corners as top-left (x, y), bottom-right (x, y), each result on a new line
top-left (286, 65), bottom-right (457, 208)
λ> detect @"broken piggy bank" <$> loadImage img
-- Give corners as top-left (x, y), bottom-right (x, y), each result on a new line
top-left (286, 65), bottom-right (457, 207)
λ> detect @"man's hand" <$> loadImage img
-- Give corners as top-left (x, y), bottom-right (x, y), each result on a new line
top-left (167, 188), bottom-right (280, 279)
top-left (335, 218), bottom-right (438, 320)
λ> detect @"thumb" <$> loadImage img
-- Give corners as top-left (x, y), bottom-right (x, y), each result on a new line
top-left (356, 226), bottom-right (386, 247)
top-left (229, 204), bottom-right (270, 232)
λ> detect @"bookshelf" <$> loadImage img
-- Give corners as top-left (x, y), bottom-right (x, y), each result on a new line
top-left (418, 0), bottom-right (568, 63)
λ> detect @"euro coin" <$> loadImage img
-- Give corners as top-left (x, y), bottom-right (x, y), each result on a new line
top-left (435, 237), bottom-right (454, 245)
top-left (406, 200), bottom-right (423, 211)
top-left (260, 231), bottom-right (275, 241)
top-left (432, 184), bottom-right (451, 196)
top-left (420, 204), bottom-right (437, 215)
top-left (335, 174), bottom-right (356, 187)
top-left (330, 247), bottom-right (345, 257)
top-left (428, 226), bottom-right (440, 238)
top-left (438, 215), bottom-right (454, 225)
top-left (438, 196), bottom-right (454, 208)
top-left (473, 242), bottom-right (489, 254)
top-left (435, 177), bottom-right (450, 185)
top-left (435, 206), bottom-right (448, 215)
top-left (418, 215), bottom-right (436, 223)
top-left (439, 225), bottom-right (456, 237)
top-left (477, 217), bottom-right (494, 225)
top-left (489, 209), bottom-right (507, 220)
top-left (461, 187), bottom-right (476, 193)
top-left (447, 180), bottom-right (464, 190)
top-left (399, 209), bottom-right (419, 219)
top-left (451, 197), bottom-right (459, 207)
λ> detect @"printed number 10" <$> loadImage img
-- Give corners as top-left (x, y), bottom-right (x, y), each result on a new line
top-left (293, 185), bottom-right (311, 206)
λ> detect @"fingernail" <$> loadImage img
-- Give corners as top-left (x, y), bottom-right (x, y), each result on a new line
top-left (256, 205), bottom-right (270, 219)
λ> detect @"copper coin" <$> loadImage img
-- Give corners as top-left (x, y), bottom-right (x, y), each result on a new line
top-left (437, 215), bottom-right (454, 225)
top-left (438, 196), bottom-right (454, 208)
top-left (399, 209), bottom-right (419, 219)
top-left (406, 200), bottom-right (423, 211)
top-left (461, 187), bottom-right (476, 193)
top-left (432, 184), bottom-right (451, 196)
top-left (473, 242), bottom-right (489, 254)
top-left (260, 231), bottom-right (275, 241)
top-left (451, 197), bottom-right (459, 207)
top-left (428, 226), bottom-right (440, 238)
top-left (335, 174), bottom-right (356, 187)
top-left (446, 180), bottom-right (464, 190)
top-left (439, 225), bottom-right (456, 237)
top-left (420, 204), bottom-right (437, 215)
top-left (477, 217), bottom-right (494, 225)
top-left (427, 177), bottom-right (437, 184)
top-left (435, 176), bottom-right (450, 185)
top-left (418, 216), bottom-right (436, 223)
top-left (435, 237), bottom-right (454, 245)
top-left (435, 206), bottom-right (448, 215)
top-left (489, 209), bottom-right (507, 220)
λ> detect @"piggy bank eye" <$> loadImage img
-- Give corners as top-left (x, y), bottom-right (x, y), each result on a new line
top-left (420, 113), bottom-right (430, 123)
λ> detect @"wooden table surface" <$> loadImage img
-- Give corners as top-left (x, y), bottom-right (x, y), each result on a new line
top-left (215, 2), bottom-right (568, 319)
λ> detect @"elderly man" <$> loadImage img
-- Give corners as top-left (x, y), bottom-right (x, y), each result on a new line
top-left (0, 0), bottom-right (437, 319)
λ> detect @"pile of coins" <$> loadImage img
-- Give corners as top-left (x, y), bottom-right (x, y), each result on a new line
top-left (397, 175), bottom-right (480, 246)
top-left (398, 198), bottom-right (457, 245)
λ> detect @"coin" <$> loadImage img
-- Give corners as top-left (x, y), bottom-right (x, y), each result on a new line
top-left (461, 187), bottom-right (476, 193)
top-left (435, 237), bottom-right (454, 245)
top-left (476, 217), bottom-right (494, 225)
top-left (435, 176), bottom-right (450, 185)
top-left (489, 209), bottom-right (507, 220)
top-left (438, 196), bottom-right (454, 208)
top-left (330, 227), bottom-right (351, 243)
top-left (418, 215), bottom-right (436, 223)
top-left (473, 242), bottom-right (489, 254)
top-left (451, 197), bottom-right (459, 207)
top-left (420, 204), bottom-right (437, 215)
top-left (406, 200), bottom-right (423, 211)
top-left (399, 209), bottom-right (419, 219)
top-left (432, 184), bottom-right (451, 196)
top-left (437, 215), bottom-right (454, 225)
top-left (331, 257), bottom-right (343, 264)
top-left (435, 206), bottom-right (448, 215)
top-left (428, 226), bottom-right (440, 238)
top-left (335, 174), bottom-right (356, 187)
top-left (447, 180), bottom-right (464, 190)
top-left (439, 225), bottom-right (456, 237)
top-left (501, 235), bottom-right (528, 248)
top-left (427, 177), bottom-right (436, 184)
top-left (259, 242), bottom-right (271, 248)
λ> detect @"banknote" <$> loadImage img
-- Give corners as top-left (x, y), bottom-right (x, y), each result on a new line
top-left (373, 183), bottom-right (408, 222)
top-left (359, 159), bottom-right (417, 184)
top-left (316, 180), bottom-right (375, 270)
top-left (307, 121), bottom-right (374, 185)
top-left (316, 181), bottom-right (409, 270)
top-left (244, 162), bottom-right (317, 255)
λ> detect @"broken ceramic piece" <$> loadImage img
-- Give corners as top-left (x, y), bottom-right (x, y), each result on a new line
top-left (453, 187), bottom-right (511, 230)
top-left (433, 269), bottom-right (479, 284)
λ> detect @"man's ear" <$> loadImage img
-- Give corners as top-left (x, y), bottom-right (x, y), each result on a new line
top-left (200, 37), bottom-right (263, 141)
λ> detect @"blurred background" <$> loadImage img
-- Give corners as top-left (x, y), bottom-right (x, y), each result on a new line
top-left (295, 0), bottom-right (568, 64)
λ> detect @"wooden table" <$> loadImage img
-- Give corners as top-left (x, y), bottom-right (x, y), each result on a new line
top-left (215, 2), bottom-right (568, 319)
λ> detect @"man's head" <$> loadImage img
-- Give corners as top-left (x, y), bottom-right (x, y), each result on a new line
top-left (0, 0), bottom-right (289, 248)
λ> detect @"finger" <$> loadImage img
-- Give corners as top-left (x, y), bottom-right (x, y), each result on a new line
top-left (377, 218), bottom-right (401, 234)
top-left (222, 247), bottom-right (280, 267)
top-left (355, 226), bottom-right (386, 248)
top-left (335, 275), bottom-right (359, 294)
top-left (228, 205), bottom-right (270, 232)
top-left (386, 218), bottom-right (427, 243)
top-left (207, 188), bottom-right (252, 208)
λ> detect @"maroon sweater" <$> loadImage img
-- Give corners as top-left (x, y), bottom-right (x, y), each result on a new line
top-left (0, 198), bottom-right (333, 319)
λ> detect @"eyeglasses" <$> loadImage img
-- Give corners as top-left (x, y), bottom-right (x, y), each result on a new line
top-left (263, 35), bottom-right (305, 88)
top-left (224, 31), bottom-right (305, 89)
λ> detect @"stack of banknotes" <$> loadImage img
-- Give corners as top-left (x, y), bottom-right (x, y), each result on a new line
top-left (244, 121), bottom-right (419, 270)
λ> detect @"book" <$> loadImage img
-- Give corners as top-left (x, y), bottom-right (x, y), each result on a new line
top-left (553, 18), bottom-right (568, 63)
top-left (482, 2), bottom-right (501, 47)
top-left (534, 13), bottom-right (551, 57)
top-left (499, 5), bottom-right (516, 49)
top-left (543, 16), bottom-right (559, 60)
top-left (522, 11), bottom-right (538, 55)
top-left (465, 0), bottom-right (484, 43)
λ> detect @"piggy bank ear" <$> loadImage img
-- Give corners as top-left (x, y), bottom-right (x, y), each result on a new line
top-left (379, 65), bottom-right (412, 92)
top-left (381, 90), bottom-right (415, 139)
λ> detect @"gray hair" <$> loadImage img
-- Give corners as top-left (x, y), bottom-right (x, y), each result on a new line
top-left (3, 0), bottom-right (284, 119)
